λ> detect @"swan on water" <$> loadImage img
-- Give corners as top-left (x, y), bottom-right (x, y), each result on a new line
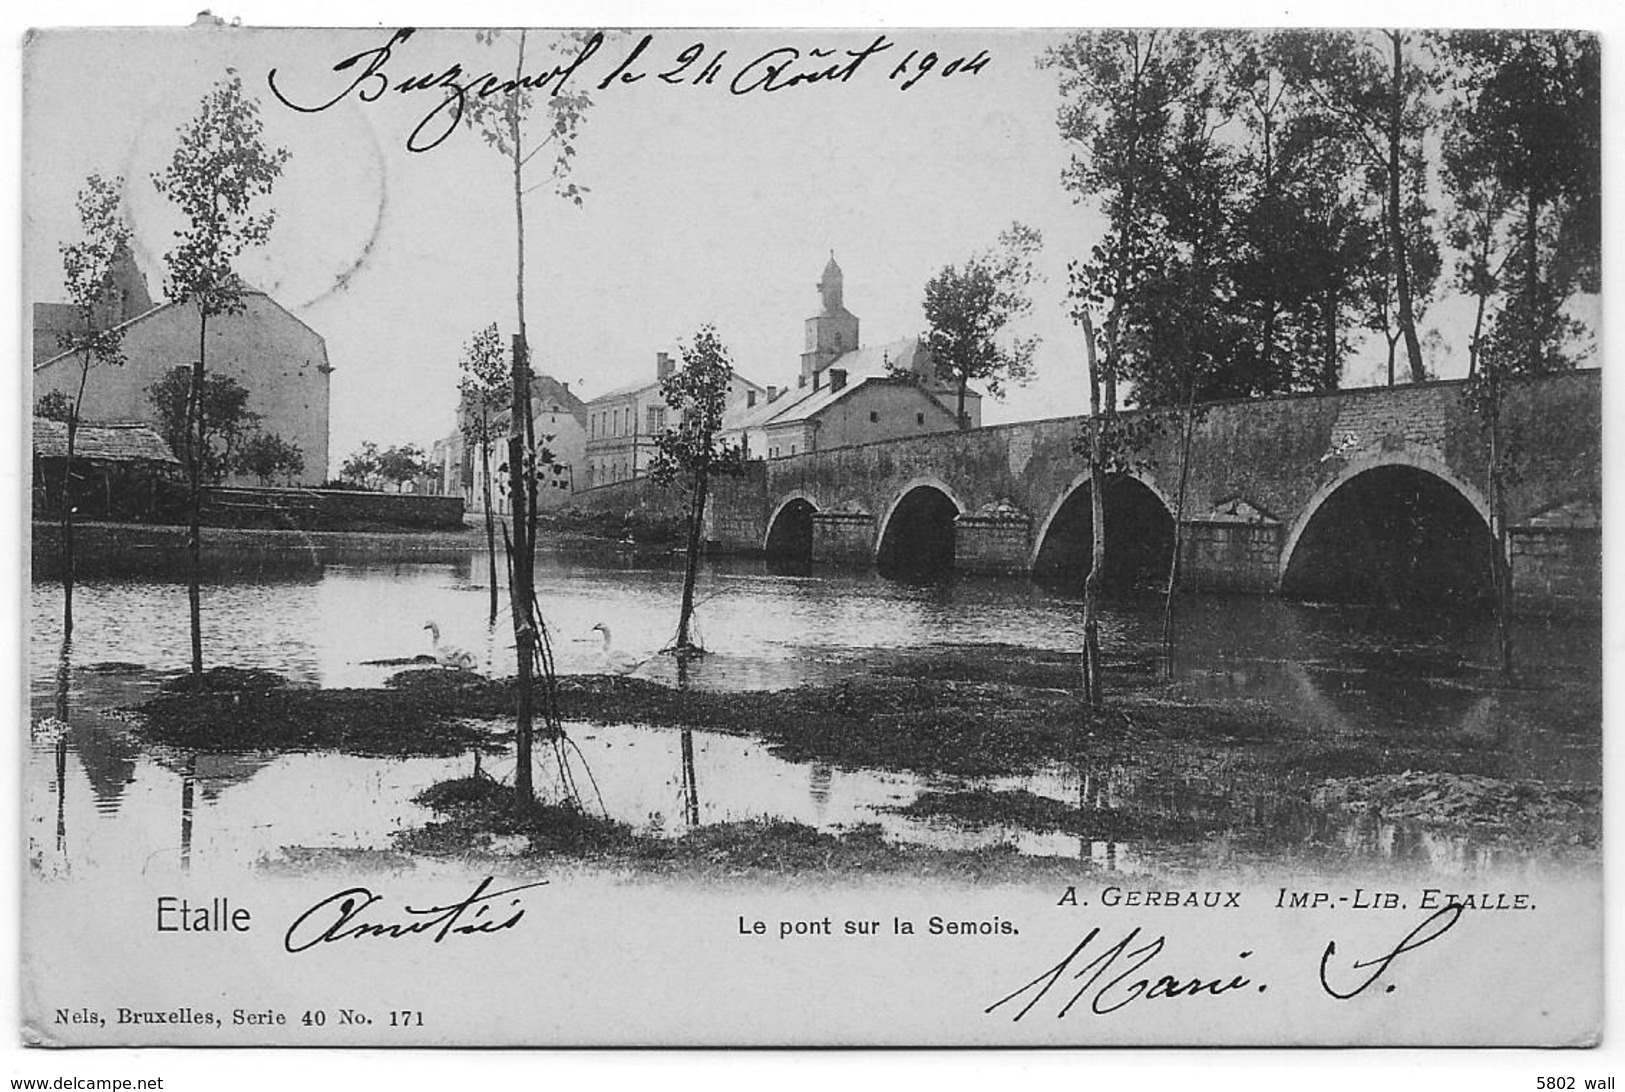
top-left (423, 621), bottom-right (477, 670)
top-left (589, 622), bottom-right (641, 675)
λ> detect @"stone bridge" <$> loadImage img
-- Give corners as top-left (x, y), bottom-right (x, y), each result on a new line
top-left (582, 372), bottom-right (1600, 611)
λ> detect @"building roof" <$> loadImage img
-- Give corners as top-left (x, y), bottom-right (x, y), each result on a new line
top-left (585, 367), bottom-right (764, 407)
top-left (33, 282), bottom-right (330, 375)
top-left (32, 417), bottom-right (180, 464)
top-left (588, 376), bottom-right (661, 403)
top-left (726, 336), bottom-right (945, 431)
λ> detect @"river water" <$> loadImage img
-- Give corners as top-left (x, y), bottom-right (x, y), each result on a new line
top-left (25, 546), bottom-right (1601, 880)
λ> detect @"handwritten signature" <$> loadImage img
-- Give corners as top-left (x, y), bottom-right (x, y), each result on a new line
top-left (987, 904), bottom-right (1464, 1020)
top-left (283, 875), bottom-right (548, 953)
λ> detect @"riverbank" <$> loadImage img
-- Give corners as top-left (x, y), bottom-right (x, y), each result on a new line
top-left (128, 642), bottom-right (1602, 879)
top-left (31, 520), bottom-right (486, 579)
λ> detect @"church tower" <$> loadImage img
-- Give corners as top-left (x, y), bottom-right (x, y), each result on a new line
top-left (800, 253), bottom-right (860, 385)
top-left (103, 240), bottom-right (154, 323)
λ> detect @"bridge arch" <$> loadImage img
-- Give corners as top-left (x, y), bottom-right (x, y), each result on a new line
top-left (1278, 451), bottom-right (1497, 607)
top-left (1030, 470), bottom-right (1175, 589)
top-left (875, 476), bottom-right (965, 575)
top-left (763, 491), bottom-right (820, 563)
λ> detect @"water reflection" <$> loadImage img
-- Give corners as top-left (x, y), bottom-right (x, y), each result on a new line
top-left (179, 755), bottom-right (195, 871)
top-left (25, 551), bottom-right (1600, 879)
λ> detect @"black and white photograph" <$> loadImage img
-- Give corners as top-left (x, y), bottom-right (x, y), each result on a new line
top-left (13, 6), bottom-right (1609, 1067)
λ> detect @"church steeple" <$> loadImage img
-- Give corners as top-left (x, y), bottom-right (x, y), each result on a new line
top-left (818, 252), bottom-right (844, 313)
top-left (801, 251), bottom-right (859, 385)
top-left (105, 240), bottom-right (153, 321)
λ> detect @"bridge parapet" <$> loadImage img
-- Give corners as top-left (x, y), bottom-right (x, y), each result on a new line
top-left (573, 372), bottom-right (1597, 613)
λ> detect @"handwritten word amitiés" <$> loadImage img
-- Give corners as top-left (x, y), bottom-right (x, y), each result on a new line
top-left (283, 875), bottom-right (548, 952)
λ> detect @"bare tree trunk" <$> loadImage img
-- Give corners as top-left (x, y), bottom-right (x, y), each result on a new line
top-left (1487, 380), bottom-right (1514, 677)
top-left (1467, 289), bottom-right (1487, 378)
top-left (481, 436), bottom-right (498, 624)
top-left (676, 467), bottom-right (709, 651)
top-left (507, 33), bottom-right (536, 803)
top-left (1523, 187), bottom-right (1541, 368)
top-left (1161, 378), bottom-right (1197, 677)
top-left (1080, 312), bottom-right (1105, 708)
top-left (61, 415), bottom-right (79, 643)
top-left (1387, 30), bottom-right (1425, 383)
top-left (187, 313), bottom-right (207, 677)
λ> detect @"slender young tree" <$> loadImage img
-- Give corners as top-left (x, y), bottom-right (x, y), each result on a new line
top-left (458, 323), bottom-right (510, 624)
top-left (921, 223), bottom-right (1042, 427)
top-left (1044, 29), bottom-right (1197, 705)
top-left (649, 325), bottom-right (748, 654)
top-left (462, 29), bottom-right (597, 802)
top-left (47, 174), bottom-right (131, 641)
top-left (152, 73), bottom-right (289, 678)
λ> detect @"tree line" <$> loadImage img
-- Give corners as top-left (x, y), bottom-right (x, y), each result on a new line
top-left (1043, 29), bottom-right (1598, 412)
top-left (1042, 29), bottom-right (1598, 695)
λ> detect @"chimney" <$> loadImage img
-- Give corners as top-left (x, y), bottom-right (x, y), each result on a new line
top-left (829, 368), bottom-right (847, 393)
top-left (746, 390), bottom-right (757, 408)
top-left (657, 352), bottom-right (674, 380)
top-left (768, 385), bottom-right (779, 401)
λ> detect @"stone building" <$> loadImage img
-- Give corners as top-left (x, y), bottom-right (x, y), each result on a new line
top-left (438, 372), bottom-right (588, 511)
top-left (582, 352), bottom-right (764, 487)
top-left (32, 246), bottom-right (332, 485)
top-left (722, 255), bottom-right (979, 458)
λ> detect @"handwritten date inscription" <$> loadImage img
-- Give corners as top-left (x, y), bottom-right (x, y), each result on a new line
top-left (268, 29), bottom-right (991, 153)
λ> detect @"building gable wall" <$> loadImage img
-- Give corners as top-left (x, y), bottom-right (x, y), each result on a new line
top-left (33, 295), bottom-right (331, 485)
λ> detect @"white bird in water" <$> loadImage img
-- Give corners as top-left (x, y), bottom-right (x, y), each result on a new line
top-left (590, 622), bottom-right (641, 675)
top-left (423, 621), bottom-right (477, 670)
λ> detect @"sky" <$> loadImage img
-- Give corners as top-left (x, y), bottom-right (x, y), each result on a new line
top-left (23, 23), bottom-right (1104, 460)
top-left (18, 8), bottom-right (1612, 468)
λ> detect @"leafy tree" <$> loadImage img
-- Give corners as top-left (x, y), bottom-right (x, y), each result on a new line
top-left (649, 325), bottom-right (749, 654)
top-left (458, 322), bottom-right (510, 623)
top-left (1274, 30), bottom-right (1439, 384)
top-left (35, 391), bottom-right (75, 422)
top-left (1043, 28), bottom-right (1200, 706)
top-left (44, 174), bottom-right (131, 641)
top-left (1442, 113), bottom-right (1512, 381)
top-left (152, 72), bottom-right (289, 677)
top-left (461, 29), bottom-right (599, 803)
top-left (233, 431), bottom-right (305, 486)
top-left (1442, 30), bottom-right (1600, 679)
top-left (1218, 34), bottom-right (1377, 394)
top-left (147, 371), bottom-right (259, 485)
top-left (376, 444), bottom-right (435, 490)
top-left (340, 441), bottom-right (383, 489)
top-left (922, 223), bottom-right (1042, 427)
top-left (1447, 30), bottom-right (1599, 377)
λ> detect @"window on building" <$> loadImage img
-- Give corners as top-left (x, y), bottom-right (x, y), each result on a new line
top-left (790, 444), bottom-right (796, 455)
top-left (869, 411), bottom-right (879, 423)
top-left (916, 412), bottom-right (925, 425)
top-left (647, 406), bottom-right (666, 434)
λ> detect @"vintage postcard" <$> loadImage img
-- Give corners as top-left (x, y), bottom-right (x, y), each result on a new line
top-left (19, 18), bottom-right (1604, 1051)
